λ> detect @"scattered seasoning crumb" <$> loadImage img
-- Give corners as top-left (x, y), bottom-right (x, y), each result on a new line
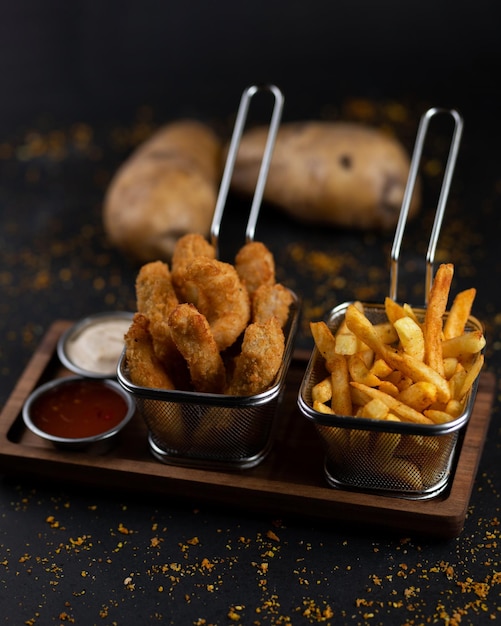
top-left (1, 99), bottom-right (500, 626)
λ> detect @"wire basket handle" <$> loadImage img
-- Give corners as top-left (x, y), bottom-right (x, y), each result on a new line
top-left (210, 84), bottom-right (284, 255)
top-left (389, 107), bottom-right (464, 303)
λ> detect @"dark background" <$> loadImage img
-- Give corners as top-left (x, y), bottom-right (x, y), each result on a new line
top-left (1, 2), bottom-right (501, 624)
top-left (1, 0), bottom-right (500, 131)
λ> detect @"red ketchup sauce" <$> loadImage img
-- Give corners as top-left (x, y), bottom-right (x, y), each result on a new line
top-left (30, 379), bottom-right (128, 439)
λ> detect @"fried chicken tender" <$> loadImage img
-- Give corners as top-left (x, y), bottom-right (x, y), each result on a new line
top-left (171, 233), bottom-right (216, 301)
top-left (135, 260), bottom-right (179, 361)
top-left (124, 313), bottom-right (175, 389)
top-left (168, 303), bottom-right (226, 394)
top-left (252, 283), bottom-right (294, 327)
top-left (182, 257), bottom-right (251, 351)
top-left (235, 241), bottom-right (275, 297)
top-left (225, 317), bottom-right (285, 396)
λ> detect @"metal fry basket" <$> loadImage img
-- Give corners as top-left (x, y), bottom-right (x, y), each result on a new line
top-left (118, 84), bottom-right (301, 469)
top-left (298, 302), bottom-right (482, 498)
top-left (297, 108), bottom-right (482, 499)
top-left (118, 291), bottom-right (299, 468)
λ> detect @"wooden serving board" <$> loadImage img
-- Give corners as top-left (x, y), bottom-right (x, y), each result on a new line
top-left (0, 320), bottom-right (495, 538)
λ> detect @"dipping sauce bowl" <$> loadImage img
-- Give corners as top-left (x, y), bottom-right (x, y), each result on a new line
top-left (22, 376), bottom-right (136, 450)
top-left (57, 311), bottom-right (133, 378)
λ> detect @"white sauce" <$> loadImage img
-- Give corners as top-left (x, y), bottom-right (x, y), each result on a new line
top-left (66, 318), bottom-right (131, 375)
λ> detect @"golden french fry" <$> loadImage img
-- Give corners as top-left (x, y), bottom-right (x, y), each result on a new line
top-left (348, 353), bottom-right (381, 387)
top-left (351, 382), bottom-right (434, 424)
top-left (358, 349), bottom-right (374, 368)
top-left (385, 369), bottom-right (404, 387)
top-left (423, 263), bottom-right (454, 376)
top-left (384, 297), bottom-right (407, 325)
top-left (397, 381), bottom-right (438, 412)
top-left (385, 413), bottom-right (401, 421)
top-left (313, 400), bottom-right (334, 414)
top-left (330, 353), bottom-right (352, 415)
top-left (402, 303), bottom-right (420, 324)
top-left (349, 428), bottom-right (371, 456)
top-left (441, 331), bottom-right (486, 359)
top-left (310, 321), bottom-right (338, 372)
top-left (424, 409), bottom-right (455, 424)
top-left (334, 332), bottom-right (358, 355)
top-left (445, 399), bottom-right (463, 418)
top-left (458, 354), bottom-right (484, 399)
top-left (378, 380), bottom-right (399, 397)
top-left (374, 322), bottom-right (399, 344)
top-left (318, 425), bottom-right (349, 458)
top-left (373, 431), bottom-right (401, 464)
top-left (393, 316), bottom-right (425, 361)
top-left (395, 433), bottom-right (425, 456)
top-left (351, 385), bottom-right (371, 408)
top-left (448, 367), bottom-right (467, 400)
top-left (443, 357), bottom-right (459, 379)
top-left (386, 351), bottom-right (451, 403)
top-left (344, 304), bottom-right (389, 358)
top-left (371, 358), bottom-right (393, 379)
top-left (312, 377), bottom-right (332, 404)
top-left (360, 398), bottom-right (390, 420)
top-left (444, 288), bottom-right (476, 339)
top-left (381, 457), bottom-right (423, 490)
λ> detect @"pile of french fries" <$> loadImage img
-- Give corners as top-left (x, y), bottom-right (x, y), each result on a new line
top-left (310, 263), bottom-right (485, 426)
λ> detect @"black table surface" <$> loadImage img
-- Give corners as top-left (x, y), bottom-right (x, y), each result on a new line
top-left (1, 3), bottom-right (501, 623)
top-left (1, 98), bottom-right (500, 625)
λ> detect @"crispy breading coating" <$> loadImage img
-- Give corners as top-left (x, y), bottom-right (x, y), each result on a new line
top-left (168, 303), bottom-right (226, 394)
top-left (182, 257), bottom-right (251, 352)
top-left (171, 233), bottom-right (216, 301)
top-left (225, 317), bottom-right (285, 396)
top-left (124, 313), bottom-right (175, 389)
top-left (252, 282), bottom-right (294, 327)
top-left (135, 260), bottom-right (179, 364)
top-left (235, 241), bottom-right (275, 297)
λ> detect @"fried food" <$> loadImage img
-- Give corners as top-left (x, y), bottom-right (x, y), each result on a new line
top-left (171, 233), bottom-right (216, 301)
top-left (135, 261), bottom-right (179, 362)
top-left (126, 236), bottom-right (292, 396)
top-left (252, 283), bottom-right (294, 327)
top-left (235, 241), bottom-right (275, 297)
top-left (444, 287), bottom-right (476, 339)
top-left (226, 317), bottom-right (285, 396)
top-left (423, 263), bottom-right (454, 376)
top-left (124, 313), bottom-right (175, 389)
top-left (182, 257), bottom-right (251, 352)
top-left (168, 303), bottom-right (226, 394)
top-left (311, 264), bottom-right (484, 424)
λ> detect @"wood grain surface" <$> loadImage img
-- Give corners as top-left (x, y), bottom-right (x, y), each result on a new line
top-left (0, 320), bottom-right (495, 538)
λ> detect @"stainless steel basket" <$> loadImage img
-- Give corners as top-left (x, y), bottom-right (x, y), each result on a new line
top-left (297, 108), bottom-right (479, 499)
top-left (118, 292), bottom-right (299, 468)
top-left (298, 302), bottom-right (482, 498)
top-left (117, 84), bottom-right (300, 469)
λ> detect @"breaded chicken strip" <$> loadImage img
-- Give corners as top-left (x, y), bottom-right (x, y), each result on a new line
top-left (235, 241), bottom-right (275, 297)
top-left (181, 258), bottom-right (250, 352)
top-left (124, 313), bottom-right (175, 389)
top-left (252, 283), bottom-right (294, 327)
top-left (225, 317), bottom-right (285, 396)
top-left (168, 303), bottom-right (226, 394)
top-left (171, 233), bottom-right (216, 301)
top-left (135, 260), bottom-right (179, 364)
